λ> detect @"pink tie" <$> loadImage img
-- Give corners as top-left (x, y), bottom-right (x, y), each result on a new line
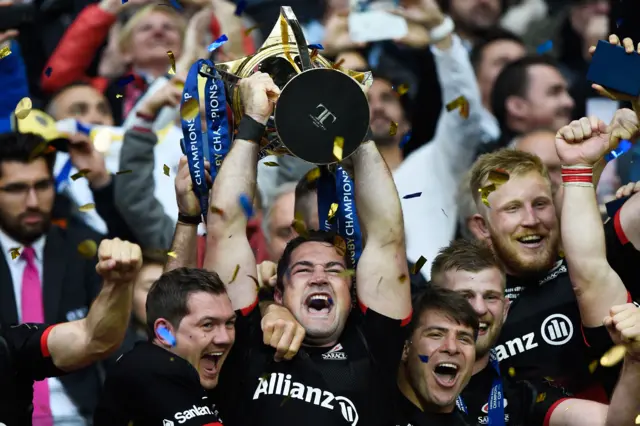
top-left (21, 247), bottom-right (54, 426)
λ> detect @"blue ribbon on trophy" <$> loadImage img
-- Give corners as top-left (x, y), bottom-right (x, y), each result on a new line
top-left (179, 58), bottom-right (231, 223)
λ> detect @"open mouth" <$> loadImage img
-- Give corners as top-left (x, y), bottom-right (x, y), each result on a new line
top-left (478, 322), bottom-right (489, 335)
top-left (516, 234), bottom-right (544, 248)
top-left (200, 351), bottom-right (224, 377)
top-left (304, 293), bottom-right (333, 316)
top-left (433, 362), bottom-right (460, 388)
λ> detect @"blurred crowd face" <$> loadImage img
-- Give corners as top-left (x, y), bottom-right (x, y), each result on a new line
top-left (482, 172), bottom-right (560, 276)
top-left (520, 65), bottom-right (574, 132)
top-left (368, 79), bottom-right (409, 147)
top-left (570, 0), bottom-right (610, 40)
top-left (441, 268), bottom-right (508, 360)
top-left (277, 241), bottom-right (352, 346)
top-left (476, 40), bottom-right (526, 110)
top-left (516, 131), bottom-right (562, 197)
top-left (132, 262), bottom-right (164, 328)
top-left (267, 190), bottom-right (297, 261)
top-left (124, 10), bottom-right (182, 68)
top-left (0, 159), bottom-right (54, 245)
top-left (449, 0), bottom-right (501, 34)
top-left (50, 85), bottom-right (114, 126)
top-left (167, 291), bottom-right (236, 390)
top-left (402, 309), bottom-right (475, 412)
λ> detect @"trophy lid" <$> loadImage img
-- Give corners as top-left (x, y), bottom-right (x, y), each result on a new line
top-left (275, 68), bottom-right (370, 165)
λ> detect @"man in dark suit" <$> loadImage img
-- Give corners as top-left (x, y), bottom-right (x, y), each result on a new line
top-left (0, 131), bottom-right (116, 425)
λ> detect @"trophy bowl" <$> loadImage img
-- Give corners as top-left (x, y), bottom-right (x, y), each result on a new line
top-left (203, 6), bottom-right (372, 165)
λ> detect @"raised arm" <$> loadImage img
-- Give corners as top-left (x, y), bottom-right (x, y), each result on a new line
top-left (555, 112), bottom-right (637, 326)
top-left (352, 141), bottom-right (412, 319)
top-left (47, 238), bottom-right (141, 371)
top-left (203, 72), bottom-right (280, 310)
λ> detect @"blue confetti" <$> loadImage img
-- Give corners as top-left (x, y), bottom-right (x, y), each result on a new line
top-left (308, 44), bottom-right (324, 50)
top-left (235, 0), bottom-right (247, 16)
top-left (44, 67), bottom-right (52, 77)
top-left (418, 354), bottom-right (429, 363)
top-left (399, 131), bottom-right (412, 148)
top-left (157, 326), bottom-right (176, 346)
top-left (605, 139), bottom-right (632, 162)
top-left (121, 0), bottom-right (128, 3)
top-left (239, 193), bottom-right (254, 218)
top-left (169, 0), bottom-right (183, 10)
top-left (117, 75), bottom-right (135, 87)
top-left (403, 192), bottom-right (422, 199)
top-left (208, 34), bottom-right (229, 52)
top-left (536, 40), bottom-right (553, 55)
top-left (76, 121), bottom-right (92, 135)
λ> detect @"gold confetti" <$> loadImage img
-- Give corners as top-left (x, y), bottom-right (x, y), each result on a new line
top-left (479, 183), bottom-right (496, 207)
top-left (163, 164), bottom-right (170, 176)
top-left (167, 251), bottom-right (177, 258)
top-left (337, 269), bottom-right (355, 278)
top-left (71, 169), bottom-right (91, 181)
top-left (180, 97), bottom-right (199, 121)
top-left (116, 169), bottom-right (133, 175)
top-left (600, 345), bottom-right (626, 367)
top-left (446, 95), bottom-right (470, 119)
top-left (259, 372), bottom-right (269, 381)
top-left (488, 169), bottom-right (509, 185)
top-left (398, 274), bottom-right (408, 283)
top-left (508, 367), bottom-right (516, 377)
top-left (77, 240), bottom-right (98, 258)
top-left (116, 94), bottom-right (123, 99)
top-left (635, 414), bottom-right (640, 424)
top-left (244, 25), bottom-right (259, 36)
top-left (229, 264), bottom-right (240, 284)
top-left (279, 15), bottom-right (301, 74)
top-left (559, 249), bottom-right (565, 258)
top-left (389, 121), bottom-right (398, 136)
top-left (396, 83), bottom-right (409, 95)
top-left (14, 97), bottom-right (33, 119)
top-left (333, 235), bottom-right (347, 257)
top-left (167, 51), bottom-right (176, 75)
top-left (332, 58), bottom-right (345, 69)
top-left (327, 203), bottom-right (339, 221)
top-left (536, 392), bottom-right (547, 403)
top-left (305, 167), bottom-right (321, 182)
top-left (263, 161), bottom-right (279, 167)
top-left (588, 359), bottom-right (598, 374)
top-left (292, 213), bottom-right (309, 238)
top-left (280, 395), bottom-right (292, 407)
top-left (0, 46), bottom-right (11, 59)
top-left (411, 256), bottom-right (427, 275)
top-left (78, 203), bottom-right (95, 212)
top-left (333, 137), bottom-right (344, 161)
top-left (210, 206), bottom-right (225, 217)
top-left (9, 247), bottom-right (20, 260)
top-left (29, 140), bottom-right (49, 161)
top-left (248, 275), bottom-right (260, 289)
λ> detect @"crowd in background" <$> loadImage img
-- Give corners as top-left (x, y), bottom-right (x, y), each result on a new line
top-left (1, 0), bottom-right (640, 423)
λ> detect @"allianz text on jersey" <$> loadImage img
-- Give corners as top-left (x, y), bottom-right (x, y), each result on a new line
top-left (253, 372), bottom-right (359, 425)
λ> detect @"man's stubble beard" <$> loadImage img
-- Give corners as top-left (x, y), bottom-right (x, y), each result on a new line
top-left (0, 210), bottom-right (51, 245)
top-left (489, 229), bottom-right (559, 278)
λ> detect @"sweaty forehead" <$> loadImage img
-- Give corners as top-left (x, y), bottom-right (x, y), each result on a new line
top-left (289, 241), bottom-right (344, 265)
top-left (417, 309), bottom-right (473, 334)
top-left (443, 269), bottom-right (503, 293)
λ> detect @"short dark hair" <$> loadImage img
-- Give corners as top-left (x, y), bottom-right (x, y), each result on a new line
top-left (371, 68), bottom-right (413, 120)
top-left (490, 56), bottom-right (560, 128)
top-left (146, 267), bottom-right (227, 337)
top-left (275, 230), bottom-right (353, 294)
top-left (469, 28), bottom-right (524, 74)
top-left (411, 286), bottom-right (479, 337)
top-left (0, 132), bottom-right (56, 178)
top-left (430, 239), bottom-right (505, 287)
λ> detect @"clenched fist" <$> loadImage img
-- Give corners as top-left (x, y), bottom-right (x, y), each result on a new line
top-left (95, 238), bottom-right (142, 284)
top-left (239, 72), bottom-right (281, 125)
top-left (604, 303), bottom-right (640, 361)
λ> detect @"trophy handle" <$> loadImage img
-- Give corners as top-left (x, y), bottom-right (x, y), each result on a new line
top-left (280, 6), bottom-right (313, 72)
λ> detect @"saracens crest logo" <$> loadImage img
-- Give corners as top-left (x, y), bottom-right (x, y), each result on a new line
top-left (253, 372), bottom-right (359, 425)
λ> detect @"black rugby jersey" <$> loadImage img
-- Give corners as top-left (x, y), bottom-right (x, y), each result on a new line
top-left (459, 363), bottom-right (571, 426)
top-left (95, 342), bottom-right (224, 426)
top-left (0, 323), bottom-right (64, 426)
top-left (212, 299), bottom-right (410, 426)
top-left (496, 219), bottom-right (635, 399)
top-left (392, 389), bottom-right (469, 426)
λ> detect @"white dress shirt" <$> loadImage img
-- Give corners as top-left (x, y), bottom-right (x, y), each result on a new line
top-left (0, 229), bottom-right (86, 425)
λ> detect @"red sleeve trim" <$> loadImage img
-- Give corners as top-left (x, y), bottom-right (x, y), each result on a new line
top-left (136, 111), bottom-right (155, 121)
top-left (240, 297), bottom-right (259, 317)
top-left (40, 325), bottom-right (56, 358)
top-left (358, 301), bottom-right (412, 326)
top-left (614, 209), bottom-right (630, 245)
top-left (543, 397), bottom-right (571, 426)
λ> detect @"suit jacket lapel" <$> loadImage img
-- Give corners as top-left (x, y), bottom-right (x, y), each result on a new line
top-left (0, 240), bottom-right (18, 325)
top-left (43, 226), bottom-right (68, 323)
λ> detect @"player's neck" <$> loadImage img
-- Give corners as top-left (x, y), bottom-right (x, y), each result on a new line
top-left (473, 352), bottom-right (491, 375)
